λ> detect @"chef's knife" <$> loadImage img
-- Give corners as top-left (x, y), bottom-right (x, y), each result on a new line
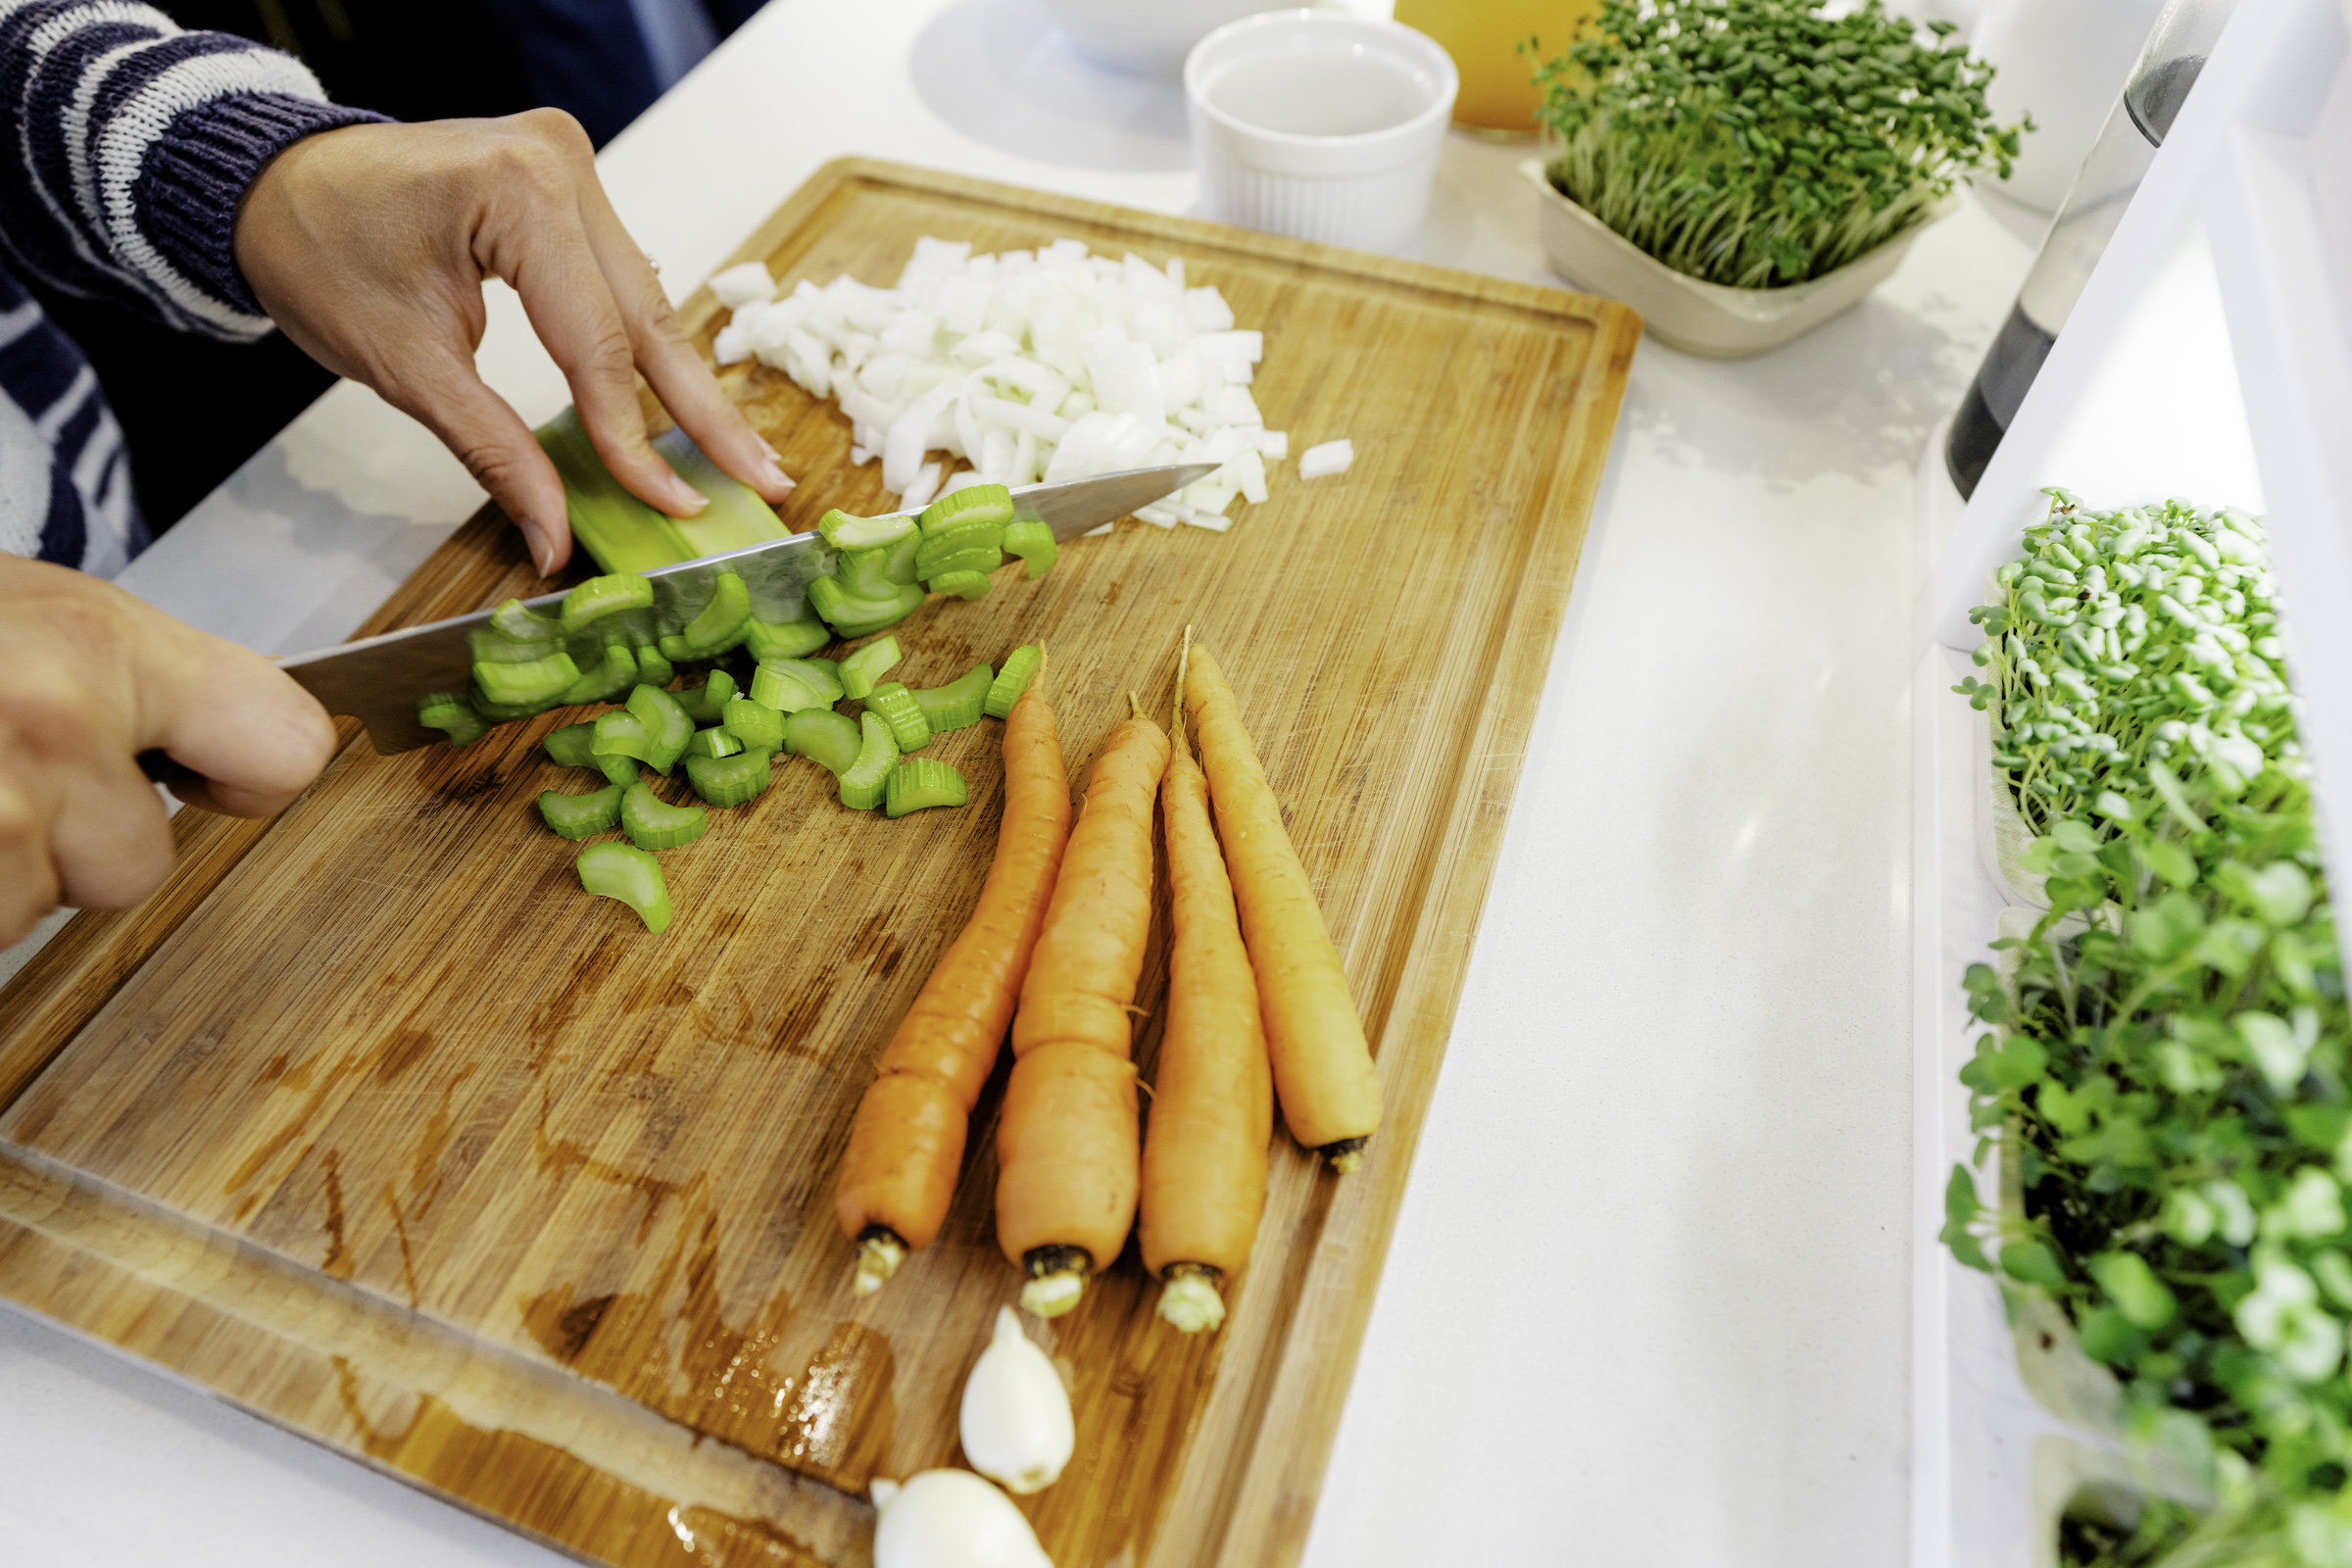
top-left (279, 463), bottom-right (1216, 756)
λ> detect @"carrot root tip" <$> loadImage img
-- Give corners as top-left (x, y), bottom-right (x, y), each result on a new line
top-left (1019, 1246), bottom-right (1091, 1318)
top-left (852, 1228), bottom-right (907, 1297)
top-left (1157, 1264), bottom-right (1226, 1334)
top-left (1321, 1137), bottom-right (1370, 1176)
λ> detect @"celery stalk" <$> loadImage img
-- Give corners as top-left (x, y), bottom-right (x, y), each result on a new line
top-left (537, 410), bottom-right (791, 572)
top-left (537, 409), bottom-right (693, 575)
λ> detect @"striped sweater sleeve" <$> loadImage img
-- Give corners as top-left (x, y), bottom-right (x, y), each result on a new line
top-left (0, 1), bottom-right (388, 342)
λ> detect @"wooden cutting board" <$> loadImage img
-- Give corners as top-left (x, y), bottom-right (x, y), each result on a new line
top-left (0, 160), bottom-right (1636, 1568)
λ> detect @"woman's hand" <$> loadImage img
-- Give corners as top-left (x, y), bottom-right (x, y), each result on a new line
top-left (233, 111), bottom-right (792, 576)
top-left (0, 558), bottom-right (337, 947)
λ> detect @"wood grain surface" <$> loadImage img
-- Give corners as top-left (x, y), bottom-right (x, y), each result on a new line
top-left (0, 160), bottom-right (1638, 1568)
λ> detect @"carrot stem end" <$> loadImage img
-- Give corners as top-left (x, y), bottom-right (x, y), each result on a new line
top-left (1019, 1245), bottom-right (1091, 1318)
top-left (1322, 1137), bottom-right (1369, 1175)
top-left (1158, 1263), bottom-right (1226, 1334)
top-left (853, 1228), bottom-right (906, 1297)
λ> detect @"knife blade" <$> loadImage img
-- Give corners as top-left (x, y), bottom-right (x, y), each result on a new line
top-left (280, 462), bottom-right (1217, 756)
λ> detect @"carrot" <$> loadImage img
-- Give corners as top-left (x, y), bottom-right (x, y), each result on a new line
top-left (835, 662), bottom-right (1071, 1295)
top-left (1183, 645), bottom-right (1381, 1169)
top-left (1140, 633), bottom-right (1272, 1333)
top-left (997, 698), bottom-right (1169, 1316)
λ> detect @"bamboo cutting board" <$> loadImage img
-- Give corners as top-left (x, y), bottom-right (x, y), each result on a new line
top-left (0, 160), bottom-right (1636, 1568)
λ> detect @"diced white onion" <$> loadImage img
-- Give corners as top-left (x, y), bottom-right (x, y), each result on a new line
top-left (708, 262), bottom-right (777, 310)
top-left (1298, 439), bottom-right (1353, 479)
top-left (722, 237), bottom-right (1294, 526)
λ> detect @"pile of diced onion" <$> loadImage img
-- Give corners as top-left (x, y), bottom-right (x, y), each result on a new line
top-left (707, 237), bottom-right (1347, 531)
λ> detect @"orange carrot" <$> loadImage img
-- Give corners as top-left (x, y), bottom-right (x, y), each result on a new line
top-left (1141, 634), bottom-right (1272, 1333)
top-left (835, 669), bottom-right (1071, 1294)
top-left (997, 701), bottom-right (1169, 1315)
top-left (1184, 646), bottom-right (1380, 1169)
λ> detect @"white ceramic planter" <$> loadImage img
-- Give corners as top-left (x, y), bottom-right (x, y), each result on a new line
top-left (1520, 159), bottom-right (1952, 358)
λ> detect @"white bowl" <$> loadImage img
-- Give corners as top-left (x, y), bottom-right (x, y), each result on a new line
top-left (1521, 159), bottom-right (1952, 358)
top-left (1185, 11), bottom-right (1457, 255)
top-left (1040, 0), bottom-right (1280, 78)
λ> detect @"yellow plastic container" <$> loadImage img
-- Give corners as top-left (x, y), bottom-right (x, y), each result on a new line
top-left (1393, 0), bottom-right (1599, 135)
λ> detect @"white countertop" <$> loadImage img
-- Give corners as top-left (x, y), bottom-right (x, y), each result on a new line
top-left (0, 0), bottom-right (2044, 1561)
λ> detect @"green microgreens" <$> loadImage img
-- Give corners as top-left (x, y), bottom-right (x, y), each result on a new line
top-left (1944, 492), bottom-right (2352, 1566)
top-left (1530, 0), bottom-right (2027, 288)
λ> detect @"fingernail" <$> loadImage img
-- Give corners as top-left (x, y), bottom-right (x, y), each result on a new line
top-left (520, 519), bottom-right (557, 576)
top-left (759, 436), bottom-right (784, 462)
top-left (759, 456), bottom-right (795, 493)
top-left (668, 477), bottom-right (709, 515)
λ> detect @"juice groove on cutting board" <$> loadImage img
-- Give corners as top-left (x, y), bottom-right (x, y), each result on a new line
top-left (0, 160), bottom-right (1637, 1568)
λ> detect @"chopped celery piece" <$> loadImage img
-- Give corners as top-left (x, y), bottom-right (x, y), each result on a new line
top-left (865, 682), bottom-right (932, 753)
top-left (877, 531), bottom-right (922, 584)
top-left (984, 645), bottom-right (1041, 719)
top-left (539, 407), bottom-right (694, 575)
top-left (838, 711), bottom-right (899, 809)
top-left (744, 617), bottom-right (830, 661)
top-left (830, 608), bottom-right (921, 640)
top-left (808, 575), bottom-right (922, 633)
top-left (839, 636), bottom-right (903, 699)
top-left (633, 644), bottom-right (674, 688)
top-left (818, 509), bottom-right (917, 551)
top-left (762, 657), bottom-right (843, 704)
top-left (781, 708), bottom-right (861, 773)
top-left (722, 695), bottom-right (785, 751)
top-left (474, 648), bottom-right (581, 708)
top-left (676, 669), bottom-right (738, 722)
top-left (577, 841), bottom-right (672, 933)
top-left (419, 692), bottom-right (487, 748)
top-left (913, 522), bottom-right (1004, 579)
top-left (686, 750), bottom-right (770, 808)
top-left (750, 663), bottom-right (830, 712)
top-left (561, 572), bottom-right (655, 635)
top-left (688, 726), bottom-right (743, 760)
top-left (539, 783), bottom-right (622, 840)
top-left (840, 545), bottom-right (897, 599)
top-left (620, 781), bottom-right (708, 851)
top-left (626, 683), bottom-right (694, 773)
top-left (471, 609), bottom-right (561, 663)
top-left (926, 569), bottom-right (991, 601)
top-left (919, 544), bottom-right (1002, 583)
top-left (544, 722), bottom-right (601, 767)
top-left (593, 710), bottom-right (658, 767)
top-left (650, 425), bottom-right (791, 560)
top-left (559, 643), bottom-right (638, 706)
top-left (911, 663), bottom-right (993, 733)
top-left (673, 570), bottom-right (751, 657)
top-left (919, 483), bottom-right (1013, 536)
top-left (999, 519), bottom-right (1057, 579)
top-left (471, 692), bottom-right (553, 722)
top-left (885, 758), bottom-right (968, 818)
top-left (491, 598), bottom-right (563, 644)
top-left (597, 753), bottom-right (641, 787)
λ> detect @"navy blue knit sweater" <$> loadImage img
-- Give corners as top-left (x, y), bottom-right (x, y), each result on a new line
top-left (0, 2), bottom-right (384, 574)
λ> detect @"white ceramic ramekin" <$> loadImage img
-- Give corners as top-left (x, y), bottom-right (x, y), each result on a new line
top-left (1184, 10), bottom-right (1458, 255)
